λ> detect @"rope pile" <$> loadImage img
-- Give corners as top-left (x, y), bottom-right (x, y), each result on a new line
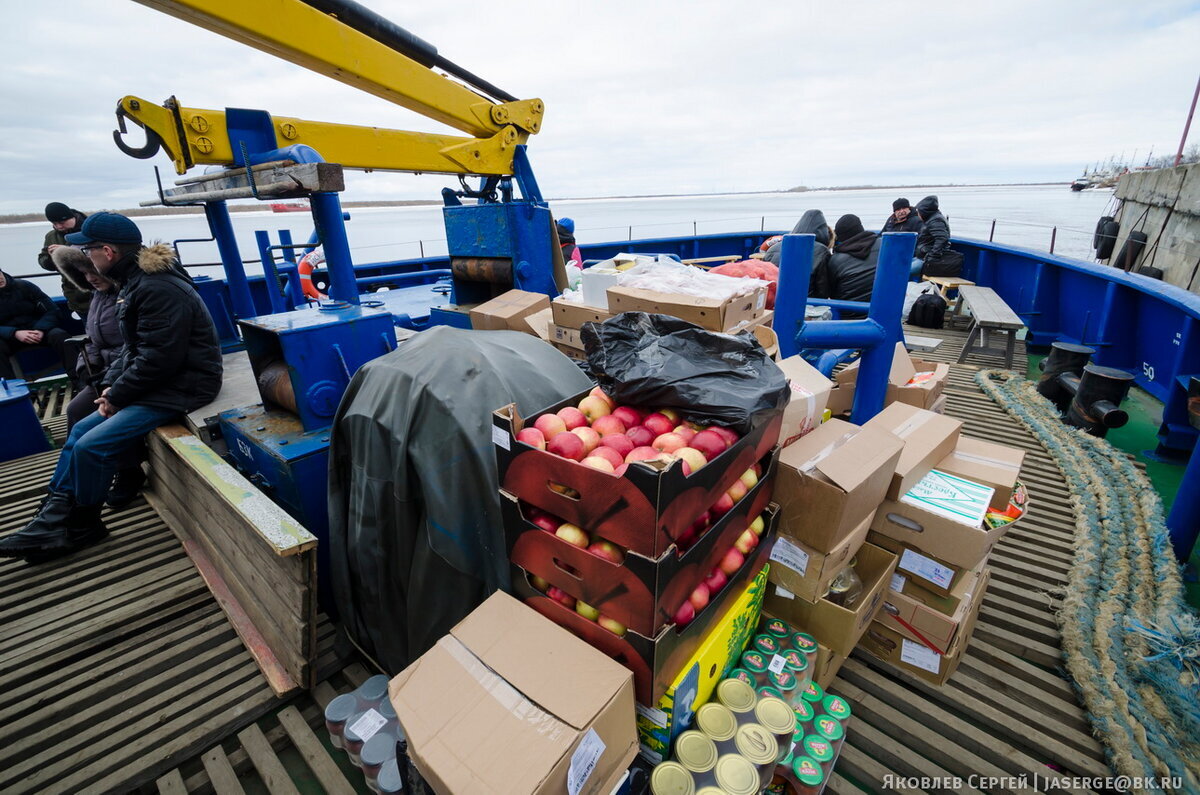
top-left (975, 370), bottom-right (1200, 788)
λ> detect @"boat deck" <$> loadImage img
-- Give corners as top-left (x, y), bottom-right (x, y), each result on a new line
top-left (0, 325), bottom-right (1115, 793)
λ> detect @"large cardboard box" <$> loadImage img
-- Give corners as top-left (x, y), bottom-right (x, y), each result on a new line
top-left (767, 510), bottom-right (873, 603)
top-left (636, 567), bottom-right (768, 763)
top-left (469, 289), bottom-right (551, 331)
top-left (550, 323), bottom-right (586, 351)
top-left (605, 285), bottom-right (768, 332)
top-left (389, 592), bottom-right (637, 795)
top-left (879, 563), bottom-right (990, 653)
top-left (863, 402), bottom-right (962, 500)
top-left (521, 307), bottom-right (553, 341)
top-left (858, 573), bottom-right (986, 687)
top-left (775, 418), bottom-right (903, 553)
top-left (935, 436), bottom-right (1025, 510)
top-left (762, 542), bottom-right (898, 657)
top-left (776, 356), bottom-right (833, 447)
top-left (552, 298), bottom-right (615, 330)
top-left (834, 343), bottom-right (950, 411)
top-left (812, 642), bottom-right (847, 689)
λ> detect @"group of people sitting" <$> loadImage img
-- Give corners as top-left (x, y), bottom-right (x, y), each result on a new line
top-left (761, 195), bottom-right (951, 308)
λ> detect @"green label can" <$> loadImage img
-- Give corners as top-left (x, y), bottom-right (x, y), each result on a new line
top-left (762, 617), bottom-right (791, 639)
top-left (800, 680), bottom-right (825, 704)
top-left (801, 734), bottom-right (834, 763)
top-left (753, 634), bottom-right (781, 656)
top-left (792, 632), bottom-right (818, 654)
top-left (822, 694), bottom-right (852, 722)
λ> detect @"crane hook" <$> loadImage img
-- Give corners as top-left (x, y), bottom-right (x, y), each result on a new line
top-left (112, 103), bottom-right (163, 159)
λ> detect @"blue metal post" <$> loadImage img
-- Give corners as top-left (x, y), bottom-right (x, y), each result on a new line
top-left (253, 230), bottom-right (290, 314)
top-left (774, 234), bottom-right (815, 359)
top-left (309, 192), bottom-right (359, 305)
top-left (203, 200), bottom-right (255, 320)
top-left (1168, 447), bottom-right (1200, 563)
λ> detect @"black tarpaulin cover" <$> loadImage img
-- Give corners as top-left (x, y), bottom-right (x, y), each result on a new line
top-left (327, 326), bottom-right (592, 672)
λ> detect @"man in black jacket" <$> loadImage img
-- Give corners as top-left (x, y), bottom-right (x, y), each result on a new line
top-left (0, 213), bottom-right (223, 562)
top-left (764, 209), bottom-right (833, 296)
top-left (882, 198), bottom-right (922, 234)
top-left (0, 268), bottom-right (71, 379)
top-left (39, 202), bottom-right (92, 319)
top-left (826, 215), bottom-right (882, 316)
top-left (913, 195), bottom-right (951, 277)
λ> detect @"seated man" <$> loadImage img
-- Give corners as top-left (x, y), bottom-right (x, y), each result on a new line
top-left (0, 213), bottom-right (223, 562)
top-left (826, 214), bottom-right (882, 317)
top-left (882, 198), bottom-right (922, 234)
top-left (912, 195), bottom-right (950, 278)
top-left (764, 210), bottom-right (833, 297)
top-left (0, 268), bottom-right (71, 380)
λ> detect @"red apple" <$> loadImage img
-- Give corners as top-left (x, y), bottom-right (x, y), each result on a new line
top-left (626, 426), bottom-right (655, 447)
top-left (614, 463), bottom-right (629, 477)
top-left (534, 414), bottom-right (567, 440)
top-left (578, 395), bottom-right (612, 421)
top-left (659, 408), bottom-right (680, 423)
top-left (557, 406), bottom-right (589, 431)
top-left (591, 414), bottom-right (627, 437)
top-left (589, 446), bottom-right (625, 469)
top-left (549, 482), bottom-right (580, 499)
top-left (546, 586), bottom-right (576, 609)
top-left (516, 427), bottom-right (546, 450)
top-left (675, 525), bottom-right (699, 552)
top-left (718, 546), bottom-right (745, 576)
top-left (752, 463), bottom-right (763, 478)
top-left (589, 386), bottom-right (614, 408)
top-left (673, 425), bottom-right (697, 445)
top-left (611, 406), bottom-right (642, 429)
top-left (709, 426), bottom-right (740, 447)
top-left (748, 514), bottom-right (765, 536)
top-left (530, 574), bottom-right (550, 592)
top-left (674, 447), bottom-right (707, 474)
top-left (625, 446), bottom-right (663, 464)
top-left (652, 433), bottom-right (687, 454)
top-left (588, 539), bottom-right (625, 564)
top-left (673, 600), bottom-right (696, 628)
top-left (581, 456), bottom-right (616, 474)
top-left (704, 567), bottom-right (728, 593)
top-left (643, 413), bottom-right (674, 437)
top-left (675, 457), bottom-right (692, 476)
top-left (531, 513), bottom-right (558, 533)
top-left (576, 600), bottom-right (600, 621)
top-left (555, 522), bottom-right (590, 548)
top-left (690, 430), bottom-right (728, 461)
top-left (692, 510), bottom-right (712, 531)
top-left (548, 431), bottom-right (586, 461)
top-left (599, 433), bottom-right (634, 459)
top-left (571, 426), bottom-right (601, 454)
top-left (734, 527), bottom-right (759, 555)
top-left (598, 615), bottom-right (627, 637)
top-left (689, 583), bottom-right (711, 612)
top-left (740, 468), bottom-right (759, 491)
top-left (710, 492), bottom-right (735, 517)
top-left (726, 479), bottom-right (749, 503)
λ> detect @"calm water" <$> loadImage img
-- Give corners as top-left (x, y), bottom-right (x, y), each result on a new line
top-left (2, 184), bottom-right (1115, 298)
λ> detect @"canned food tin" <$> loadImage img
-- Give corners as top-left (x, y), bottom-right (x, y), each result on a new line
top-left (695, 703), bottom-right (738, 754)
top-left (753, 633), bottom-right (783, 657)
top-left (715, 678), bottom-right (757, 720)
top-left (695, 788), bottom-right (725, 795)
top-left (821, 694), bottom-right (852, 722)
top-left (800, 734), bottom-right (835, 764)
top-left (791, 632), bottom-right (818, 656)
top-left (674, 730), bottom-right (718, 787)
top-left (761, 617), bottom-right (791, 639)
top-left (323, 693), bottom-right (357, 749)
top-left (768, 668), bottom-right (799, 698)
top-left (756, 685), bottom-right (785, 702)
top-left (754, 696), bottom-right (795, 759)
top-left (814, 713), bottom-right (845, 746)
top-left (791, 755), bottom-right (826, 789)
top-left (727, 668), bottom-right (757, 688)
top-left (741, 650), bottom-right (769, 681)
top-left (714, 754), bottom-right (760, 795)
top-left (650, 761), bottom-right (696, 795)
top-left (735, 723), bottom-right (780, 791)
top-left (799, 679), bottom-right (825, 705)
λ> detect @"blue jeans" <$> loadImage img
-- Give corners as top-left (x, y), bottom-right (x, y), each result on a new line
top-left (911, 258), bottom-right (924, 279)
top-left (49, 405), bottom-right (179, 506)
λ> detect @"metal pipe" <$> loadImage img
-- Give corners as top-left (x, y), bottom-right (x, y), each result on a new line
top-left (772, 234), bottom-right (815, 359)
top-left (254, 230), bottom-right (290, 314)
top-left (989, 219), bottom-right (996, 242)
top-left (203, 200), bottom-right (256, 320)
top-left (1174, 72), bottom-right (1200, 167)
top-left (309, 191), bottom-right (360, 304)
top-left (1050, 226), bottom-right (1057, 255)
top-left (355, 270), bottom-right (452, 288)
top-left (845, 232), bottom-right (914, 423)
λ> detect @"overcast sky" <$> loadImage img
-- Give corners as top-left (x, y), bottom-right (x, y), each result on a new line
top-left (1, 1), bottom-right (1198, 214)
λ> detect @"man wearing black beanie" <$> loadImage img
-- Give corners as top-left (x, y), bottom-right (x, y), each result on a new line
top-left (882, 197), bottom-right (922, 234)
top-left (39, 202), bottom-right (92, 320)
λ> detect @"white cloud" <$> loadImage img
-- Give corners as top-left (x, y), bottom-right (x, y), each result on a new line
top-left (0, 0), bottom-right (1196, 213)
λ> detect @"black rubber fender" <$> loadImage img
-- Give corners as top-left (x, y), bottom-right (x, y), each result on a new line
top-left (1095, 220), bottom-right (1120, 259)
top-left (1093, 216), bottom-right (1114, 249)
top-left (1137, 265), bottom-right (1164, 280)
top-left (1113, 230), bottom-right (1148, 271)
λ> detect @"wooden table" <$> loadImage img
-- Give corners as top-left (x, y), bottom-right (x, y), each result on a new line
top-left (955, 285), bottom-right (1024, 369)
top-left (922, 275), bottom-right (975, 327)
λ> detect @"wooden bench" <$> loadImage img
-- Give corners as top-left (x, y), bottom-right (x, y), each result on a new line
top-left (956, 286), bottom-right (1024, 369)
top-left (922, 275), bottom-right (975, 327)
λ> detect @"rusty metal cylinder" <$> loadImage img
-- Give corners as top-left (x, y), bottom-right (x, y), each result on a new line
top-left (257, 361), bottom-right (298, 415)
top-left (450, 257), bottom-right (513, 284)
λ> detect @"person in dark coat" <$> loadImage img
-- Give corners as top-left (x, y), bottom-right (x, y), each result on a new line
top-left (53, 247), bottom-right (123, 429)
top-left (0, 268), bottom-right (72, 380)
top-left (882, 198), bottom-right (922, 234)
top-left (0, 213), bottom-right (223, 562)
top-left (826, 215), bottom-right (882, 316)
top-left (913, 195), bottom-right (951, 276)
top-left (39, 202), bottom-right (92, 319)
top-left (764, 209), bottom-right (833, 297)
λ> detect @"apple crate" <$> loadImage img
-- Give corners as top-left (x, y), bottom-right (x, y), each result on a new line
top-left (493, 392), bottom-right (784, 559)
top-left (511, 505), bottom-right (778, 705)
top-left (501, 451), bottom-right (777, 637)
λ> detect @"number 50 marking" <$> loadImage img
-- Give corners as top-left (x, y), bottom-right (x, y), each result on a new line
top-left (1142, 362), bottom-right (1155, 380)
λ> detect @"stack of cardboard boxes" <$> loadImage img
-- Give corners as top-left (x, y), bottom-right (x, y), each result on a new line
top-left (827, 342), bottom-right (951, 417)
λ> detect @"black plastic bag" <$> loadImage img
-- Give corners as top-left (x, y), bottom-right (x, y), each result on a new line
top-left (581, 312), bottom-right (789, 434)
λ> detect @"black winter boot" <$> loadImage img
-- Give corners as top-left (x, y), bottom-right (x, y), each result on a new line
top-left (106, 467), bottom-right (147, 510)
top-left (0, 492), bottom-right (74, 557)
top-left (22, 504), bottom-right (109, 565)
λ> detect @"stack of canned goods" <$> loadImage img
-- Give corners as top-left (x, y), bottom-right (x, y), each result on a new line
top-left (768, 688), bottom-right (853, 795)
top-left (322, 674), bottom-right (410, 793)
top-left (730, 618), bottom-right (817, 711)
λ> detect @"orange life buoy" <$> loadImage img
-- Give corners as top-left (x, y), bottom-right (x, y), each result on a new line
top-left (297, 248), bottom-right (327, 300)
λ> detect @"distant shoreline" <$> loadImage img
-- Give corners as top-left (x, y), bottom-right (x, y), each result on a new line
top-left (0, 183), bottom-right (1065, 224)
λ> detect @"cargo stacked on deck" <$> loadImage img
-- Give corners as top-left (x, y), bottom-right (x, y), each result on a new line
top-left (827, 342), bottom-right (952, 416)
top-left (494, 386), bottom-right (786, 706)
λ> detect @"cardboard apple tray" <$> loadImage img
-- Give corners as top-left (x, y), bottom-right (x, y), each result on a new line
top-left (493, 391), bottom-right (784, 558)
top-left (512, 506), bottom-right (779, 705)
top-left (501, 452), bottom-right (777, 638)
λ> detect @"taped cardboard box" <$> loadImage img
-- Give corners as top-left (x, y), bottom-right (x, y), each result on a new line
top-left (775, 418), bottom-right (903, 553)
top-left (389, 591), bottom-right (637, 795)
top-left (606, 284), bottom-right (768, 333)
top-left (552, 298), bottom-right (615, 330)
top-left (550, 323), bottom-right (586, 351)
top-left (858, 573), bottom-right (986, 687)
top-left (521, 307), bottom-right (553, 341)
top-left (469, 289), bottom-right (551, 331)
top-left (762, 542), bottom-right (898, 657)
top-left (880, 563), bottom-right (990, 653)
top-left (767, 510), bottom-right (873, 603)
top-left (835, 343), bottom-right (949, 411)
top-left (936, 436), bottom-right (1025, 509)
top-left (862, 402), bottom-right (962, 500)
top-left (812, 643), bottom-right (847, 690)
top-left (776, 356), bottom-right (833, 447)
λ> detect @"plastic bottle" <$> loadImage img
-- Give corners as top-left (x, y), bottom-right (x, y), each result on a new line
top-left (824, 558), bottom-right (864, 607)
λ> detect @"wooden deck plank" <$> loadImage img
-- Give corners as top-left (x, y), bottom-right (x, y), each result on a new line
top-left (201, 746), bottom-right (247, 795)
top-left (276, 706), bottom-right (358, 795)
top-left (237, 723), bottom-right (302, 795)
top-left (156, 769), bottom-right (189, 795)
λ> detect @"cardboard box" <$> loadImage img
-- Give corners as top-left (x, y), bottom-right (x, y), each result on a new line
top-left (879, 565), bottom-right (990, 653)
top-left (775, 418), bottom-right (904, 553)
top-left (825, 379), bottom-right (855, 417)
top-left (636, 567), bottom-right (768, 763)
top-left (835, 343), bottom-right (950, 411)
top-left (389, 591), bottom-right (637, 795)
top-left (551, 342), bottom-right (586, 361)
top-left (605, 285), bottom-right (768, 333)
top-left (469, 289), bottom-right (551, 332)
top-left (936, 436), bottom-right (1025, 509)
top-left (552, 298), bottom-right (615, 330)
top-left (513, 508), bottom-right (778, 704)
top-left (767, 510), bottom-right (873, 603)
top-left (501, 450), bottom-right (776, 637)
top-left (858, 572), bottom-right (986, 687)
top-left (812, 642), bottom-right (847, 690)
top-left (776, 356), bottom-right (833, 447)
top-left (929, 394), bottom-right (947, 415)
top-left (494, 389), bottom-right (784, 558)
top-left (762, 542), bottom-right (898, 657)
top-left (550, 323), bottom-right (586, 351)
top-left (521, 307), bottom-right (553, 341)
top-left (863, 402), bottom-right (962, 500)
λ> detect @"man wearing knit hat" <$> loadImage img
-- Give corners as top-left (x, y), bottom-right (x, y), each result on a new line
top-left (39, 202), bottom-right (92, 319)
top-left (882, 198), bottom-right (922, 234)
